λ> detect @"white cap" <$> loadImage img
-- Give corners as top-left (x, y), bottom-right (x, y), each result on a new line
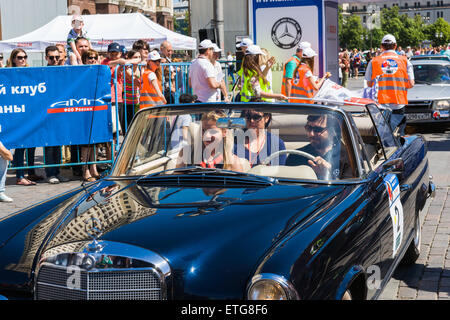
top-left (199, 39), bottom-right (215, 49)
top-left (302, 47), bottom-right (317, 58)
top-left (148, 50), bottom-right (161, 61)
top-left (245, 45), bottom-right (266, 56)
top-left (382, 34), bottom-right (396, 44)
top-left (212, 43), bottom-right (222, 53)
top-left (298, 41), bottom-right (311, 51)
top-left (237, 38), bottom-right (253, 48)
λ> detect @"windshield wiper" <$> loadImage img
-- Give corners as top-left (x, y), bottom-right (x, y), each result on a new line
top-left (138, 166), bottom-right (277, 185)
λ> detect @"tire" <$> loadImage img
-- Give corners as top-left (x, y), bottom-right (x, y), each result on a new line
top-left (401, 213), bottom-right (421, 265)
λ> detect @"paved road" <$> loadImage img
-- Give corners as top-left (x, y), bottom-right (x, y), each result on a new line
top-left (1, 78), bottom-right (449, 299)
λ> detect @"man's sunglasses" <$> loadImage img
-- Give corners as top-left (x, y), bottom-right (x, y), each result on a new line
top-left (305, 124), bottom-right (327, 134)
top-left (16, 55), bottom-right (28, 60)
top-left (47, 55), bottom-right (60, 61)
top-left (245, 114), bottom-right (264, 122)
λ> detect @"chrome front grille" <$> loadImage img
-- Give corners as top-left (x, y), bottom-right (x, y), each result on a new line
top-left (36, 263), bottom-right (163, 300)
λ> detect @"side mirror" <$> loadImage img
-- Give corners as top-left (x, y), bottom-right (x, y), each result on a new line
top-left (382, 158), bottom-right (405, 174)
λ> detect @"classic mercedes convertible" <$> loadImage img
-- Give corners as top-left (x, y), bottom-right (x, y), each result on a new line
top-left (0, 102), bottom-right (435, 300)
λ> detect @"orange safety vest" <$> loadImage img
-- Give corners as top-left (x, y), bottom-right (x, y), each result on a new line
top-left (139, 69), bottom-right (164, 110)
top-left (370, 52), bottom-right (409, 105)
top-left (281, 56), bottom-right (300, 97)
top-left (289, 63), bottom-right (315, 103)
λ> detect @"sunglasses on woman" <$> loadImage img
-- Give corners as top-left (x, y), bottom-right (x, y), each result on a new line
top-left (245, 113), bottom-right (264, 122)
top-left (16, 55), bottom-right (28, 60)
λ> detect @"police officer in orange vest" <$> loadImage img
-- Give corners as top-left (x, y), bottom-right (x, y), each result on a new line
top-left (365, 34), bottom-right (415, 135)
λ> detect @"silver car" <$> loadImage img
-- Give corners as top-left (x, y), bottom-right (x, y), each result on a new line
top-left (405, 59), bottom-right (450, 124)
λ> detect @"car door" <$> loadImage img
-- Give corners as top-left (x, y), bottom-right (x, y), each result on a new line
top-left (365, 105), bottom-right (416, 280)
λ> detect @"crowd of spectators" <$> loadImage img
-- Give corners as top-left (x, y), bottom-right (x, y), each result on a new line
top-left (338, 43), bottom-right (450, 87)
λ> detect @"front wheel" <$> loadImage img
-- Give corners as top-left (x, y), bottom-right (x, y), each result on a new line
top-left (401, 213), bottom-right (421, 265)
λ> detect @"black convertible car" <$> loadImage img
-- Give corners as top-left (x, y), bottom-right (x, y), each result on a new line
top-left (0, 102), bottom-right (435, 300)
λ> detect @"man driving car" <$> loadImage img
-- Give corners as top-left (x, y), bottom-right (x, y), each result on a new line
top-left (285, 114), bottom-right (346, 180)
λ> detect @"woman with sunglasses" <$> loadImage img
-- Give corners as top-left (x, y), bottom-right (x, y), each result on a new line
top-left (139, 50), bottom-right (166, 110)
top-left (8, 49), bottom-right (44, 185)
top-left (235, 108), bottom-right (286, 167)
top-left (240, 45), bottom-right (287, 102)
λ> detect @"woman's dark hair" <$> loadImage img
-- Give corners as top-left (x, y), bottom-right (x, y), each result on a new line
top-left (132, 39), bottom-right (150, 51)
top-left (126, 49), bottom-right (139, 59)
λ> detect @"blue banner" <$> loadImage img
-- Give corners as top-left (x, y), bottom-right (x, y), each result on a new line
top-left (0, 65), bottom-right (112, 149)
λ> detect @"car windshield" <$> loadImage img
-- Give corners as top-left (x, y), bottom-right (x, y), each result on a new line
top-left (413, 64), bottom-right (450, 84)
top-left (111, 105), bottom-right (359, 182)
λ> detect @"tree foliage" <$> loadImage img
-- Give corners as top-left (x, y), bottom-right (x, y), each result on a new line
top-left (339, 6), bottom-right (450, 50)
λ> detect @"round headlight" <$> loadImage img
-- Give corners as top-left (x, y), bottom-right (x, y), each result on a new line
top-left (433, 100), bottom-right (450, 110)
top-left (247, 274), bottom-right (299, 300)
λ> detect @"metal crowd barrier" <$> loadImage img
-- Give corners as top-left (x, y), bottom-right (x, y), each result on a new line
top-left (8, 60), bottom-right (240, 175)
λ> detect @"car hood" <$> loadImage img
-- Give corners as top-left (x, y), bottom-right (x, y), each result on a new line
top-left (408, 84), bottom-right (450, 101)
top-left (0, 178), bottom-right (352, 297)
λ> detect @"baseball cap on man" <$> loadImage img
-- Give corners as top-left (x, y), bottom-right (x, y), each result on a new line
top-left (148, 50), bottom-right (162, 61)
top-left (108, 42), bottom-right (122, 53)
top-left (382, 34), bottom-right (396, 44)
top-left (199, 39), bottom-right (215, 49)
top-left (237, 38), bottom-right (253, 48)
top-left (298, 41), bottom-right (311, 51)
top-left (245, 45), bottom-right (266, 56)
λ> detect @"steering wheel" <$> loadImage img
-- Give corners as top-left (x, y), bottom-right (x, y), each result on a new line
top-left (262, 149), bottom-right (316, 165)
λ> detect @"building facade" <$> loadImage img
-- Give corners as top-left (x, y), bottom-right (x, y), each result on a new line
top-left (342, 0), bottom-right (450, 27)
top-left (67, 0), bottom-right (173, 29)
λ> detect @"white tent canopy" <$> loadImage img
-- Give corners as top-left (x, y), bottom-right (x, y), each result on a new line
top-left (0, 13), bottom-right (197, 52)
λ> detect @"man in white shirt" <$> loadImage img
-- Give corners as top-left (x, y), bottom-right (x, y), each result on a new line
top-left (189, 39), bottom-right (222, 102)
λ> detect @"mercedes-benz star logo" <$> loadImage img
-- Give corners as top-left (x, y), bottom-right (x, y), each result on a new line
top-left (271, 17), bottom-right (302, 49)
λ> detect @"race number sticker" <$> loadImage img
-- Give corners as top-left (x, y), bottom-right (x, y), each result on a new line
top-left (385, 174), bottom-right (404, 257)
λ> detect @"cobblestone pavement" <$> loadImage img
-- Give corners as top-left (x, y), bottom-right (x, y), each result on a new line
top-left (0, 167), bottom-right (86, 219)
